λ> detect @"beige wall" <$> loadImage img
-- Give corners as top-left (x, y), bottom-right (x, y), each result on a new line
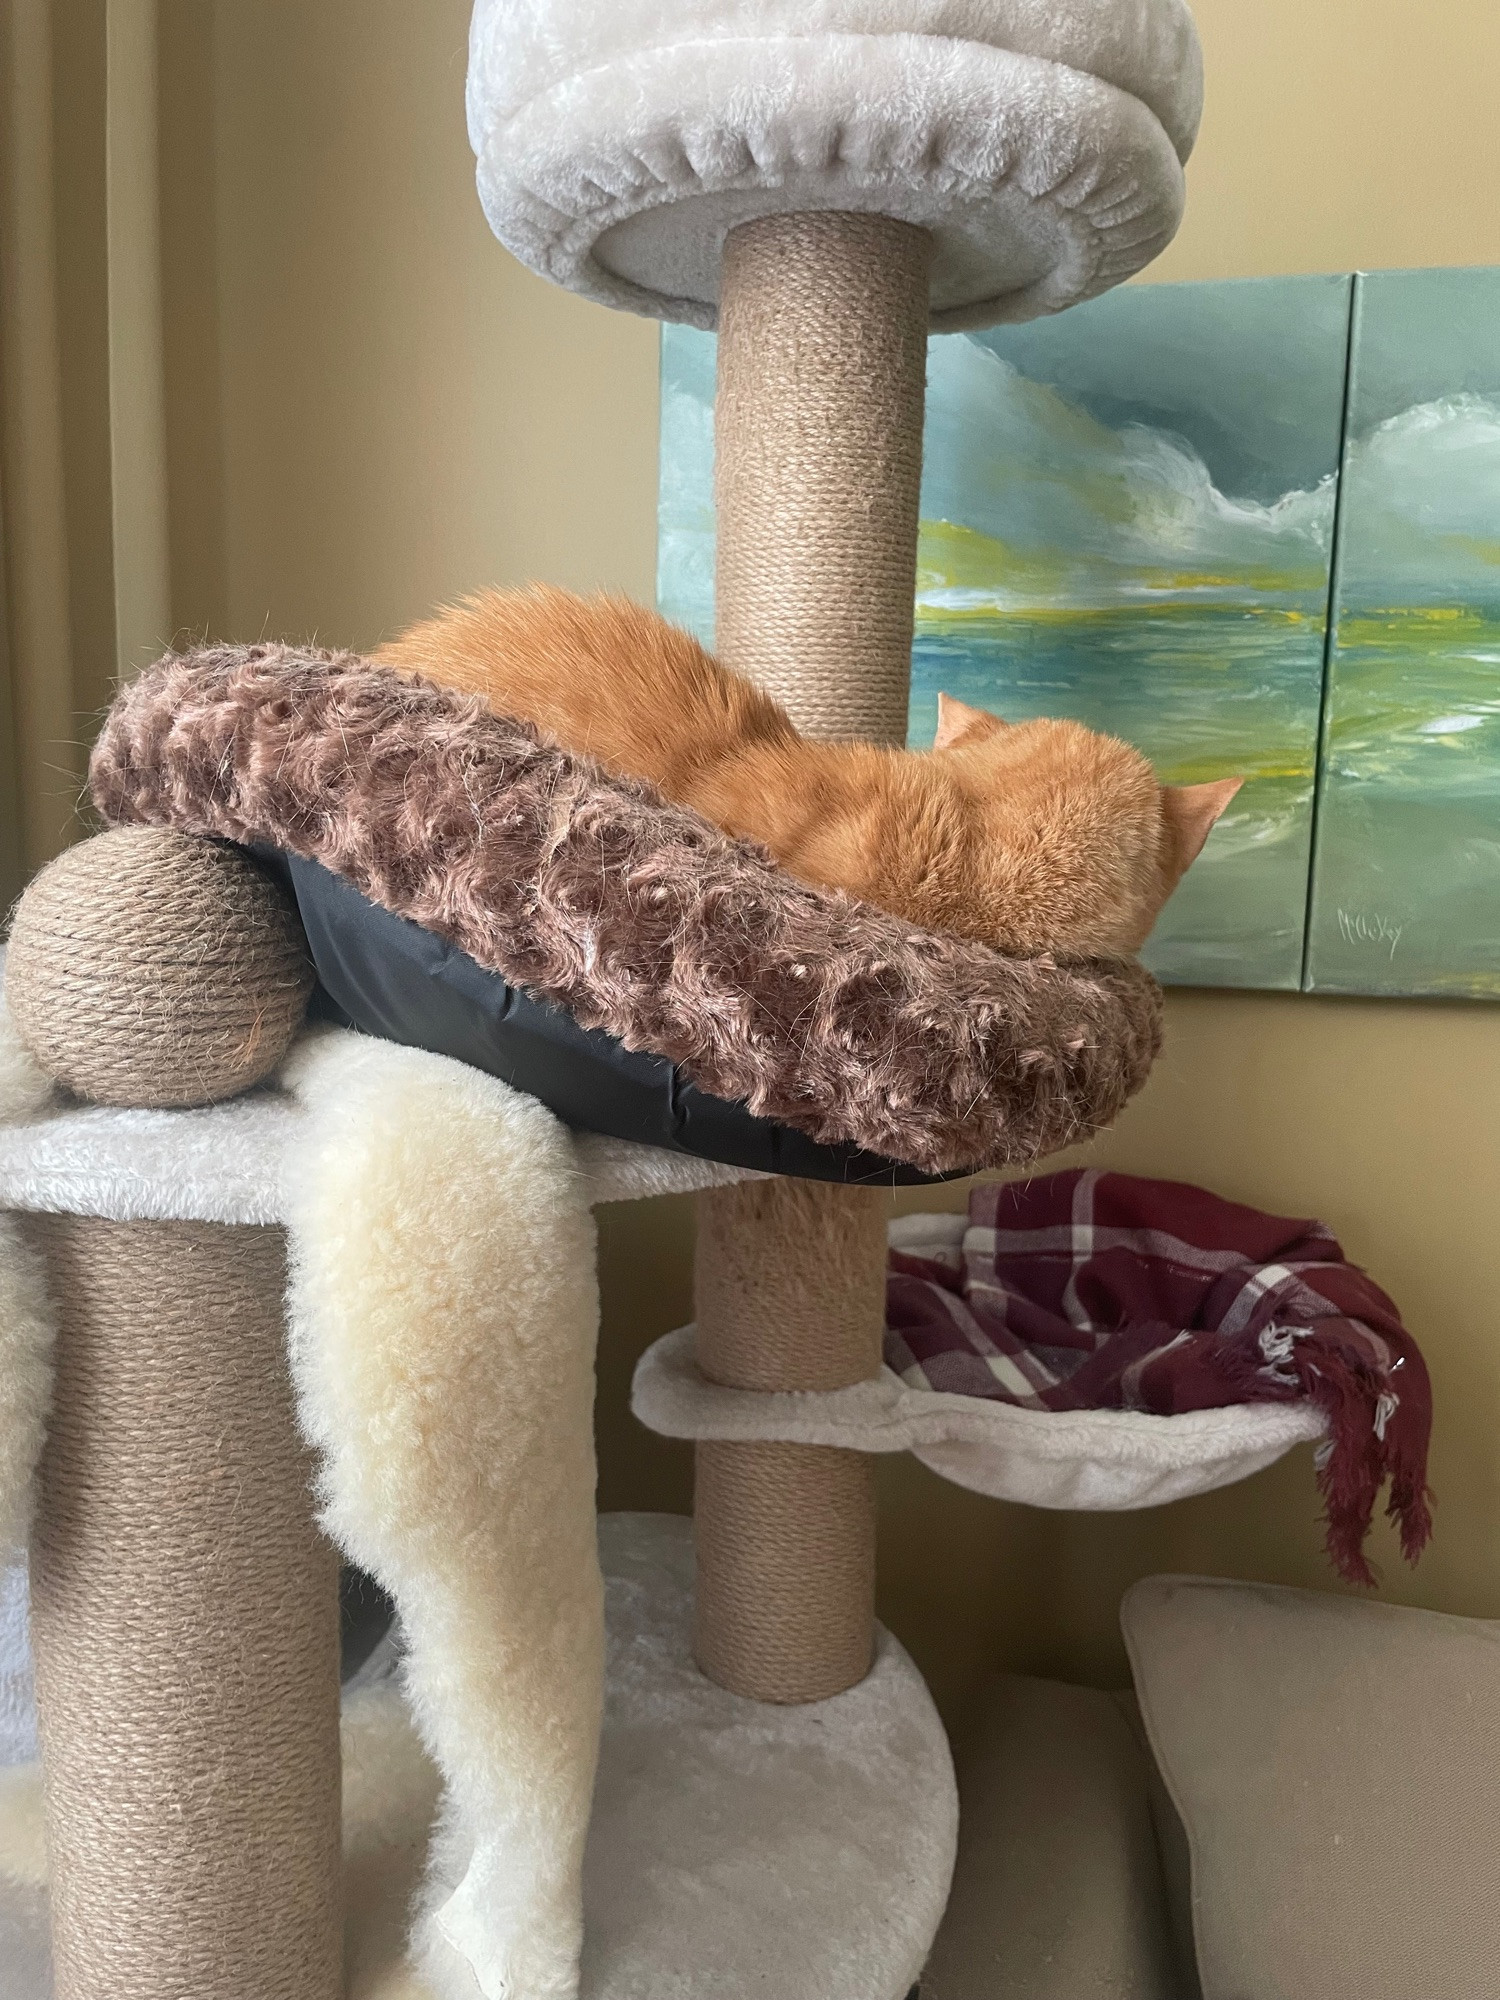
top-left (23, 0), bottom-right (1500, 1720)
top-left (172, 0), bottom-right (662, 649)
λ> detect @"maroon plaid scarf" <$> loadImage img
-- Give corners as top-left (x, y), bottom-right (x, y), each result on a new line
top-left (886, 1170), bottom-right (1433, 1584)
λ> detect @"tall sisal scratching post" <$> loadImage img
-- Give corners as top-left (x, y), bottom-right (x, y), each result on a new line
top-left (692, 213), bottom-right (931, 1701)
top-left (468, 0), bottom-right (1204, 1701)
top-left (713, 213), bottom-right (931, 745)
top-left (5, 830), bottom-right (339, 2000)
top-left (27, 1218), bottom-right (341, 2000)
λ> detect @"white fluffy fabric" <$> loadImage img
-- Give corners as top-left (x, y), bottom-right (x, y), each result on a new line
top-left (0, 1049), bottom-right (758, 1233)
top-left (466, 0), bottom-right (1202, 327)
top-left (0, 997), bottom-right (54, 1127)
top-left (0, 1561), bottom-right (37, 1768)
top-left (0, 1234), bottom-right (52, 1569)
top-left (1, 1515), bottom-right (958, 2000)
top-left (0, 997), bottom-right (55, 1777)
top-left (279, 1031), bottom-right (604, 2000)
top-left (635, 1322), bottom-right (1324, 1513)
top-left (0, 996), bottom-right (56, 1580)
top-left (0, 1008), bottom-right (615, 2000)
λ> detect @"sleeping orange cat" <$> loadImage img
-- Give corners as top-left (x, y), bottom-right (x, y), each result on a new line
top-left (378, 586), bottom-right (1241, 960)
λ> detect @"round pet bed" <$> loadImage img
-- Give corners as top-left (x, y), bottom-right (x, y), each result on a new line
top-left (259, 848), bottom-right (951, 1185)
top-left (90, 642), bottom-right (1164, 1180)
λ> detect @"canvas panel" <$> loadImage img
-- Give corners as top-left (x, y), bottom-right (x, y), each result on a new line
top-left (1306, 265), bottom-right (1500, 997)
top-left (658, 276), bottom-right (1350, 991)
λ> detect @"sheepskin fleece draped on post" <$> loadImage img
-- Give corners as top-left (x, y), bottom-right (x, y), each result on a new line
top-left (0, 1013), bottom-right (55, 1778)
top-left (0, 1007), bottom-right (56, 1578)
top-left (90, 644), bottom-right (1162, 1176)
top-left (279, 1031), bottom-right (603, 2000)
top-left (0, 1000), bottom-right (606, 2000)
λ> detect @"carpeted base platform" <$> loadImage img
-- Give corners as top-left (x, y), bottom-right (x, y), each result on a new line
top-left (0, 1513), bottom-right (956, 2000)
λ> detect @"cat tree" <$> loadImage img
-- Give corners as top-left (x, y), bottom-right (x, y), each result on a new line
top-left (0, 5), bottom-right (1206, 1996)
top-left (467, 0), bottom-right (1203, 1702)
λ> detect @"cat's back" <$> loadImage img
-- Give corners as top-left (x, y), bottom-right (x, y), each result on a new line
top-left (377, 584), bottom-right (663, 715)
top-left (377, 585), bottom-right (792, 793)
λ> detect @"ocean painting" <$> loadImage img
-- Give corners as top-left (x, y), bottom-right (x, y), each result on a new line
top-left (659, 275), bottom-right (1351, 990)
top-left (1306, 267), bottom-right (1500, 997)
top-left (910, 276), bottom-right (1349, 989)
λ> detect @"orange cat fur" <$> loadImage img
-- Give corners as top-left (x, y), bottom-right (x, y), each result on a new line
top-left (377, 586), bottom-right (1241, 959)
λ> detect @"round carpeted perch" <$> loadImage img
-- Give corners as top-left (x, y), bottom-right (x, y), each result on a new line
top-left (466, 0), bottom-right (1202, 329)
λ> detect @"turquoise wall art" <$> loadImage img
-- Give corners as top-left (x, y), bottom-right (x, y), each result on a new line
top-left (1306, 266), bottom-right (1500, 998)
top-left (658, 267), bottom-right (1500, 998)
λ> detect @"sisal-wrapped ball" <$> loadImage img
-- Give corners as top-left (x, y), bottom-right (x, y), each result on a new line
top-left (4, 828), bottom-right (313, 1108)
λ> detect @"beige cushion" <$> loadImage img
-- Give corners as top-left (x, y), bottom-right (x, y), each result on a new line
top-left (923, 1674), bottom-right (1179, 1999)
top-left (1114, 1691), bottom-right (1200, 2000)
top-left (1123, 1576), bottom-right (1500, 2000)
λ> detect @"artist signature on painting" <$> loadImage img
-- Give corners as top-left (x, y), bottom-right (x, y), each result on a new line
top-left (1336, 909), bottom-right (1405, 959)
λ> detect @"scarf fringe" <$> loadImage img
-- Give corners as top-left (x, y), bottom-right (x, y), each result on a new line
top-left (1288, 1336), bottom-right (1432, 1588)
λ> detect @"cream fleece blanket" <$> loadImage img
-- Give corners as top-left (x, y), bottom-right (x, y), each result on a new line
top-left (0, 999), bottom-right (605, 2000)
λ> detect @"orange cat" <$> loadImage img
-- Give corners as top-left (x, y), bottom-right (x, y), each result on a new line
top-left (378, 586), bottom-right (1241, 959)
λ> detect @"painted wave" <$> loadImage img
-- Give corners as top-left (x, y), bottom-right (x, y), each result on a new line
top-left (1339, 393), bottom-right (1500, 604)
top-left (918, 336), bottom-right (1336, 611)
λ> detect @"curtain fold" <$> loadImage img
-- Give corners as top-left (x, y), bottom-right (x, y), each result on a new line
top-left (0, 0), bottom-right (169, 909)
top-left (105, 0), bottom-right (170, 686)
top-left (1, 0), bottom-right (80, 905)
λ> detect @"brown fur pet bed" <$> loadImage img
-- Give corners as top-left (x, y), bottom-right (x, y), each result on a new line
top-left (90, 645), bottom-right (1162, 1175)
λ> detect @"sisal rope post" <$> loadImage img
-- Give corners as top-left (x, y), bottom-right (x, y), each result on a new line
top-left (694, 212), bottom-right (932, 1702)
top-left (5, 831), bottom-right (340, 1999)
top-left (713, 212), bottom-right (931, 744)
top-left (26, 1217), bottom-right (342, 2000)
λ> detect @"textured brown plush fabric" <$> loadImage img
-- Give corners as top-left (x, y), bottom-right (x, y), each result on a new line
top-left (90, 644), bottom-right (1162, 1175)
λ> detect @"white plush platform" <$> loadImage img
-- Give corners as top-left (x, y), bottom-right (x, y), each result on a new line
top-left (635, 1326), bottom-right (1325, 1512)
top-left (0, 1513), bottom-right (954, 2000)
top-left (0, 1044), bottom-right (761, 1223)
top-left (467, 0), bottom-right (1203, 328)
top-left (0, 949), bottom-right (759, 1221)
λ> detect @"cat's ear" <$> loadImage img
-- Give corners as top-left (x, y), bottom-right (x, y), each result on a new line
top-left (934, 693), bottom-right (1007, 751)
top-left (1162, 778), bottom-right (1244, 879)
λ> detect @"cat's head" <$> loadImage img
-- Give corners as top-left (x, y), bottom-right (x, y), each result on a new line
top-left (932, 694), bottom-right (1243, 959)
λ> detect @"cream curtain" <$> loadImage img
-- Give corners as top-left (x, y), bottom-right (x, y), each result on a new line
top-left (0, 0), bottom-right (170, 908)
